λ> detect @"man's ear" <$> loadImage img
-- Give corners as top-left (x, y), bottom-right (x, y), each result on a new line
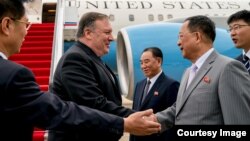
top-left (195, 32), bottom-right (202, 43)
top-left (157, 57), bottom-right (162, 66)
top-left (1, 17), bottom-right (12, 36)
top-left (84, 28), bottom-right (93, 40)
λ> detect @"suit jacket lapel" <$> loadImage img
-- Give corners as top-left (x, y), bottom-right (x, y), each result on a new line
top-left (103, 63), bottom-right (117, 84)
top-left (176, 51), bottom-right (217, 115)
top-left (137, 79), bottom-right (147, 108)
top-left (76, 41), bottom-right (117, 86)
top-left (92, 57), bottom-right (118, 87)
top-left (176, 69), bottom-right (189, 111)
top-left (235, 54), bottom-right (243, 62)
top-left (140, 72), bottom-right (165, 108)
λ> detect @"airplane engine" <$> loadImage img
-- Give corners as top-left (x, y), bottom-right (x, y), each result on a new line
top-left (116, 22), bottom-right (240, 100)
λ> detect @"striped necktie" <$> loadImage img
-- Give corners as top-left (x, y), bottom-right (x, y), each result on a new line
top-left (141, 80), bottom-right (151, 103)
top-left (243, 55), bottom-right (250, 73)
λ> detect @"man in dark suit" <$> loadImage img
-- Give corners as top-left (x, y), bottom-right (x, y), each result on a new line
top-left (227, 10), bottom-right (250, 74)
top-left (0, 0), bottom-right (161, 141)
top-left (130, 47), bottom-right (179, 141)
top-left (49, 12), bottom-right (136, 141)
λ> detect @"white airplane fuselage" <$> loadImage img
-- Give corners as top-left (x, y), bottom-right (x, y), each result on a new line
top-left (38, 0), bottom-right (250, 40)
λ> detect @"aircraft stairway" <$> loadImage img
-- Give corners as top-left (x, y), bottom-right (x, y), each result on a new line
top-left (9, 23), bottom-right (55, 141)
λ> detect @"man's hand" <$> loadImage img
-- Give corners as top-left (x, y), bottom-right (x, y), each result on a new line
top-left (142, 113), bottom-right (158, 122)
top-left (123, 109), bottom-right (161, 136)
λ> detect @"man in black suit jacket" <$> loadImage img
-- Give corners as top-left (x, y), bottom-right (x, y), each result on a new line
top-left (227, 10), bottom-right (250, 73)
top-left (0, 1), bottom-right (161, 141)
top-left (130, 47), bottom-right (179, 141)
top-left (49, 12), bottom-right (136, 141)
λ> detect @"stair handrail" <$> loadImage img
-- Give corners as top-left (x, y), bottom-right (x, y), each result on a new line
top-left (49, 0), bottom-right (65, 88)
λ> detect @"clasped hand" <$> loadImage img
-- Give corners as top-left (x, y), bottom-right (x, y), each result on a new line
top-left (124, 109), bottom-right (161, 136)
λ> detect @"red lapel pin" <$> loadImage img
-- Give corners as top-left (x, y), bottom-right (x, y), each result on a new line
top-left (203, 76), bottom-right (210, 83)
top-left (154, 91), bottom-right (159, 96)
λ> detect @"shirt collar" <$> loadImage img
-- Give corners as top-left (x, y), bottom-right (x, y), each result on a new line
top-left (0, 52), bottom-right (7, 60)
top-left (193, 48), bottom-right (214, 72)
top-left (147, 70), bottom-right (162, 85)
top-left (243, 50), bottom-right (250, 59)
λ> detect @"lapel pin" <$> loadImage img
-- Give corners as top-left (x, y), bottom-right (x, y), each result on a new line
top-left (154, 91), bottom-right (159, 96)
top-left (203, 76), bottom-right (210, 83)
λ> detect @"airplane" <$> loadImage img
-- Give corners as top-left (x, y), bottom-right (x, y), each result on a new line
top-left (21, 0), bottom-right (247, 141)
top-left (24, 0), bottom-right (246, 99)
top-left (29, 0), bottom-right (250, 39)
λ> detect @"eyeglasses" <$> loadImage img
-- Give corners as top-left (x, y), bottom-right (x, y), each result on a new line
top-left (228, 24), bottom-right (250, 32)
top-left (10, 18), bottom-right (32, 30)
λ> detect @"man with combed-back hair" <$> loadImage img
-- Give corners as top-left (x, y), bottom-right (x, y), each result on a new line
top-left (48, 11), bottom-right (142, 141)
top-left (146, 16), bottom-right (250, 133)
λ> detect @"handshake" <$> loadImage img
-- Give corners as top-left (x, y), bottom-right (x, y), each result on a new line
top-left (123, 109), bottom-right (161, 136)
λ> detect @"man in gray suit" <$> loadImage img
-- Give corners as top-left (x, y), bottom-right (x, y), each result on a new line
top-left (151, 15), bottom-right (250, 131)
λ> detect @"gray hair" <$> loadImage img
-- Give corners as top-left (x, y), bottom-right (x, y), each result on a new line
top-left (76, 12), bottom-right (108, 38)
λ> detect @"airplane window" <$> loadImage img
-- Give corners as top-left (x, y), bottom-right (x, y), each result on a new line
top-left (109, 14), bottom-right (114, 21)
top-left (158, 14), bottom-right (164, 21)
top-left (167, 14), bottom-right (173, 19)
top-left (129, 14), bottom-right (134, 21)
top-left (148, 14), bottom-right (154, 21)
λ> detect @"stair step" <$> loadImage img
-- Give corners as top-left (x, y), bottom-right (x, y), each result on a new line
top-left (31, 68), bottom-right (50, 76)
top-left (9, 54), bottom-right (51, 61)
top-left (32, 23), bottom-right (54, 26)
top-left (36, 76), bottom-right (49, 85)
top-left (27, 30), bottom-right (54, 36)
top-left (40, 85), bottom-right (49, 91)
top-left (20, 47), bottom-right (52, 54)
top-left (25, 36), bottom-right (53, 41)
top-left (29, 25), bottom-right (54, 31)
top-left (22, 41), bottom-right (53, 47)
top-left (15, 60), bottom-right (51, 68)
top-left (33, 130), bottom-right (46, 141)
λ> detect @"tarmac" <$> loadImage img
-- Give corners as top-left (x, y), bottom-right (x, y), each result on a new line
top-left (119, 96), bottom-right (133, 141)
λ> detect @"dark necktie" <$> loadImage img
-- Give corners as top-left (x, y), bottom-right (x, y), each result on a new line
top-left (103, 63), bottom-right (115, 83)
top-left (141, 80), bottom-right (151, 103)
top-left (100, 58), bottom-right (116, 84)
top-left (243, 55), bottom-right (250, 73)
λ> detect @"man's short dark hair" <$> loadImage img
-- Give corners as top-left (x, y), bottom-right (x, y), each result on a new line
top-left (0, 0), bottom-right (26, 21)
top-left (143, 47), bottom-right (163, 64)
top-left (227, 10), bottom-right (250, 25)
